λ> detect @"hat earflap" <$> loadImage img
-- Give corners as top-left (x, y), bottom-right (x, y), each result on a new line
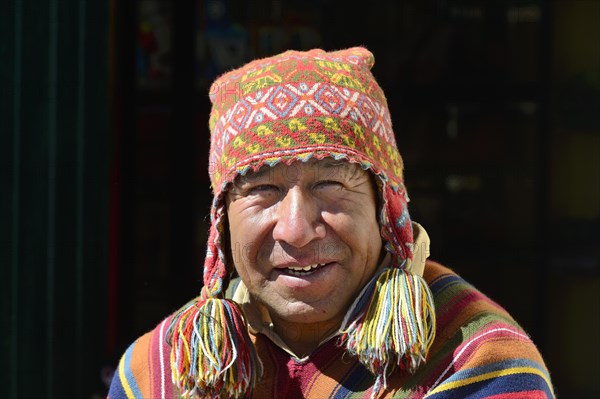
top-left (167, 210), bottom-right (263, 398)
top-left (341, 184), bottom-right (436, 398)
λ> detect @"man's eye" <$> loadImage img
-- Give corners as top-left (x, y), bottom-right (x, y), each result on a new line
top-left (247, 184), bottom-right (279, 195)
top-left (314, 180), bottom-right (343, 190)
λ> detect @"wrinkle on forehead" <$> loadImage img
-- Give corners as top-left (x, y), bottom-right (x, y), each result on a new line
top-left (233, 158), bottom-right (366, 187)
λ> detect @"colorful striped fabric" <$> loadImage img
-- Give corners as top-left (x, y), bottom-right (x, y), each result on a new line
top-left (107, 260), bottom-right (555, 398)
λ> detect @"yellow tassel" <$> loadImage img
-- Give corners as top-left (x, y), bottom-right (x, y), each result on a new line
top-left (342, 267), bottom-right (436, 397)
top-left (167, 297), bottom-right (263, 398)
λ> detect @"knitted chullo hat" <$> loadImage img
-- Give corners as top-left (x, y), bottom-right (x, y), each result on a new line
top-left (167, 47), bottom-right (436, 399)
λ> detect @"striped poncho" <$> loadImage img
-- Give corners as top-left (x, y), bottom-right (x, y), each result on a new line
top-left (108, 260), bottom-right (555, 398)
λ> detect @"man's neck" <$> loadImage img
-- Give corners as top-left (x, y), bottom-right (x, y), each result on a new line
top-left (270, 315), bottom-right (342, 358)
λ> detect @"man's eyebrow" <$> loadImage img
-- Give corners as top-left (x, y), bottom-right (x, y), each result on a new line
top-left (316, 159), bottom-right (347, 169)
top-left (314, 159), bottom-right (362, 176)
top-left (233, 159), bottom-right (361, 186)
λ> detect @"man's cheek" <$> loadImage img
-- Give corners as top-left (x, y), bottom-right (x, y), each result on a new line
top-left (230, 241), bottom-right (257, 269)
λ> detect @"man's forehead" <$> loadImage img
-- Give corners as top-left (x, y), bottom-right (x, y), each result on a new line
top-left (235, 158), bottom-right (363, 182)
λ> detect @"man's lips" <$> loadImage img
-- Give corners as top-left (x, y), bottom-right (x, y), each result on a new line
top-left (272, 261), bottom-right (336, 277)
top-left (272, 261), bottom-right (336, 270)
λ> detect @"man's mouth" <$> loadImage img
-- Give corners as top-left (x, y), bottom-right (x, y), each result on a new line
top-left (284, 263), bottom-right (327, 276)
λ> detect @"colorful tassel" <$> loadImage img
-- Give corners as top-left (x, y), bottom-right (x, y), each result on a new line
top-left (167, 296), bottom-right (263, 399)
top-left (341, 266), bottom-right (436, 398)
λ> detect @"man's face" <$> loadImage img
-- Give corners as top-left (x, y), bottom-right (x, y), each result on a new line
top-left (225, 159), bottom-right (382, 327)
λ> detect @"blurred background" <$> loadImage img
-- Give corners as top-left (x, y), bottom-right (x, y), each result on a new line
top-left (1, 0), bottom-right (598, 398)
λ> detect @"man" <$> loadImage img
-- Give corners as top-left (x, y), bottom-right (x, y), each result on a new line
top-left (108, 47), bottom-right (554, 399)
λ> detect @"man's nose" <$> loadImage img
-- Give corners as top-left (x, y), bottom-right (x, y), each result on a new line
top-left (272, 186), bottom-right (326, 248)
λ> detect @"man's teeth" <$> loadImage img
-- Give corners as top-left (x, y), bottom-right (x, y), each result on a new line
top-left (286, 264), bottom-right (323, 274)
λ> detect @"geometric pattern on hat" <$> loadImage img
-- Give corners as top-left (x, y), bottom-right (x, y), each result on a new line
top-left (208, 47), bottom-right (405, 195)
top-left (210, 81), bottom-right (402, 191)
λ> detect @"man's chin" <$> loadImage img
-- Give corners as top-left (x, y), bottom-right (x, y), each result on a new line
top-left (270, 302), bottom-right (345, 326)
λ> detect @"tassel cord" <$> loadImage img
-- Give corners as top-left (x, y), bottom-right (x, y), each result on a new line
top-left (167, 297), bottom-right (262, 398)
top-left (342, 267), bottom-right (436, 398)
